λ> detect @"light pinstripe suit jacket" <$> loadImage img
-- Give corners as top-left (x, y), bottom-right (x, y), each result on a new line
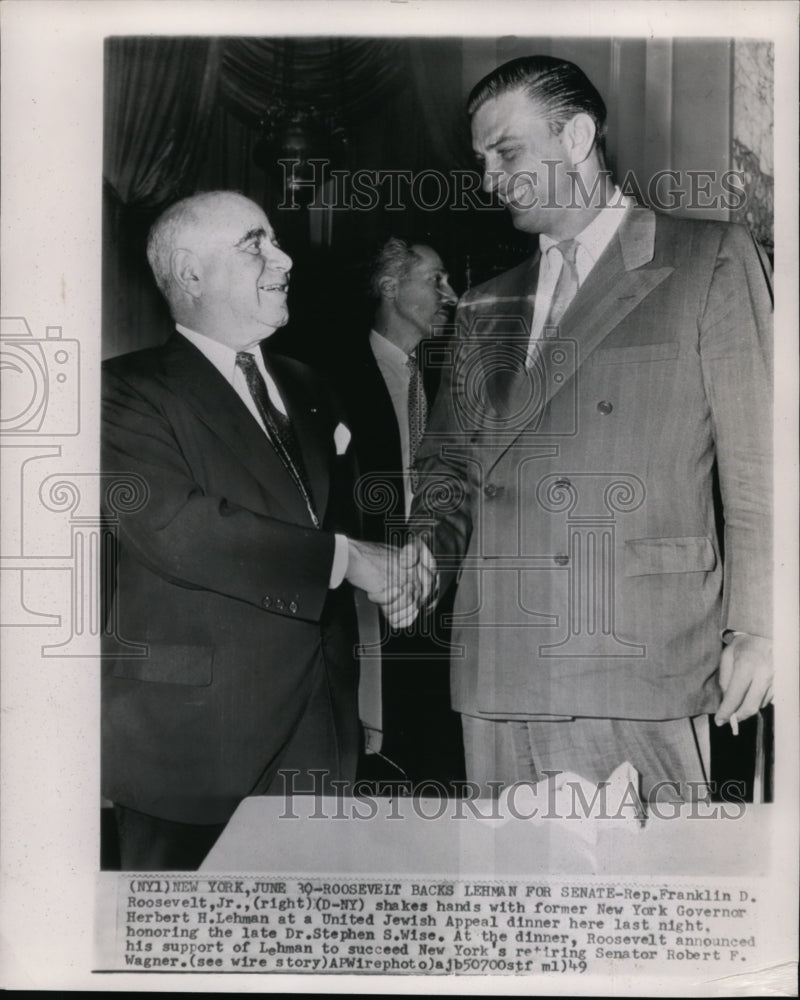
top-left (411, 207), bottom-right (773, 722)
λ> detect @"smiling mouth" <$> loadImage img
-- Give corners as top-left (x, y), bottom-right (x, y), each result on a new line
top-left (259, 282), bottom-right (288, 293)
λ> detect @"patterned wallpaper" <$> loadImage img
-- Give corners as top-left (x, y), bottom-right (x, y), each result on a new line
top-left (731, 41), bottom-right (774, 250)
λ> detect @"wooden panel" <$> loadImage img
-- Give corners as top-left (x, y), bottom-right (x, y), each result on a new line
top-left (643, 37), bottom-right (674, 207)
top-left (671, 39), bottom-right (732, 221)
top-left (610, 39), bottom-right (648, 189)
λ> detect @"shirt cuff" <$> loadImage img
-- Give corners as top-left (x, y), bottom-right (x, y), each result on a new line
top-left (363, 726), bottom-right (384, 754)
top-left (329, 534), bottom-right (349, 589)
top-left (722, 629), bottom-right (748, 644)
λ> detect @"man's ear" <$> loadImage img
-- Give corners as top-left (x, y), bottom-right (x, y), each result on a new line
top-left (563, 112), bottom-right (597, 166)
top-left (378, 275), bottom-right (398, 301)
top-left (171, 248), bottom-right (202, 299)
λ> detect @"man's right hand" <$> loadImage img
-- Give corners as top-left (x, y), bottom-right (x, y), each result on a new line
top-left (344, 538), bottom-right (437, 629)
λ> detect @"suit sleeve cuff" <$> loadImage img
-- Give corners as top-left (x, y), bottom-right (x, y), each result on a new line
top-left (329, 534), bottom-right (349, 588)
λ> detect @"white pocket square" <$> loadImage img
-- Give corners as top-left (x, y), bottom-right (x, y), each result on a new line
top-left (334, 422), bottom-right (351, 455)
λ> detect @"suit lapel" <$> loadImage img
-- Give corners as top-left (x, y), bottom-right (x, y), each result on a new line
top-left (474, 256), bottom-right (539, 414)
top-left (159, 335), bottom-right (323, 525)
top-left (354, 340), bottom-right (404, 469)
top-left (370, 348), bottom-right (405, 478)
top-left (264, 351), bottom-right (331, 520)
top-left (488, 209), bottom-right (674, 458)
top-left (555, 207), bottom-right (673, 372)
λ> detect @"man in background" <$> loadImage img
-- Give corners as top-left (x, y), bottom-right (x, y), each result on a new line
top-left (102, 191), bottom-right (429, 869)
top-left (334, 237), bottom-right (464, 786)
top-left (410, 56), bottom-right (773, 802)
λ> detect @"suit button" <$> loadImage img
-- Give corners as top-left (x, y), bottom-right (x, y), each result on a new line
top-left (262, 596), bottom-right (273, 609)
top-left (484, 483), bottom-right (499, 498)
top-left (597, 400), bottom-right (613, 415)
top-left (554, 554), bottom-right (569, 566)
top-left (289, 601), bottom-right (298, 614)
top-left (275, 598), bottom-right (286, 611)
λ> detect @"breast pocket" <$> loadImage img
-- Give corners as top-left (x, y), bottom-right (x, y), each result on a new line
top-left (596, 342), bottom-right (680, 365)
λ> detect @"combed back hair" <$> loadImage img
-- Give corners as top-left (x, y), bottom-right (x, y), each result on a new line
top-left (467, 55), bottom-right (608, 156)
top-left (368, 237), bottom-right (423, 299)
top-left (146, 190), bottom-right (245, 301)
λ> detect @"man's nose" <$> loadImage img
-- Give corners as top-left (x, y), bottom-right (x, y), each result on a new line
top-left (439, 280), bottom-right (457, 306)
top-left (269, 246), bottom-right (293, 272)
top-left (482, 168), bottom-right (500, 195)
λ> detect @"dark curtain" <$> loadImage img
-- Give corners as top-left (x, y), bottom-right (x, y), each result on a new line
top-left (103, 37), bottom-right (221, 357)
top-left (102, 36), bottom-right (517, 360)
top-left (220, 37), bottom-right (405, 125)
top-left (104, 37), bottom-right (220, 208)
top-left (408, 38), bottom-right (473, 172)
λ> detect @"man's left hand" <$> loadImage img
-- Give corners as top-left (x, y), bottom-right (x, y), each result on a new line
top-left (714, 633), bottom-right (773, 727)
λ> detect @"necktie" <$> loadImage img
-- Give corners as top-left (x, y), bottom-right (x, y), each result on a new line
top-left (406, 349), bottom-right (428, 494)
top-left (235, 351), bottom-right (319, 528)
top-left (545, 238), bottom-right (580, 329)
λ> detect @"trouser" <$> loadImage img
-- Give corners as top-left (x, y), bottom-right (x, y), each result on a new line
top-left (461, 714), bottom-right (711, 803)
top-left (114, 805), bottom-right (226, 871)
top-left (114, 653), bottom-right (359, 870)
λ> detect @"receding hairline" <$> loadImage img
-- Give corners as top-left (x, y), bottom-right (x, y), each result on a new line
top-left (406, 244), bottom-right (442, 268)
top-left (401, 243), bottom-right (447, 277)
top-left (146, 191), bottom-right (270, 298)
top-left (369, 237), bottom-right (421, 297)
top-left (158, 192), bottom-right (264, 239)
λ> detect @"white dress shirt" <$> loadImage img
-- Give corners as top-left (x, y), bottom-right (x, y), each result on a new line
top-left (176, 323), bottom-right (288, 426)
top-left (175, 324), bottom-right (348, 587)
top-left (527, 190), bottom-right (633, 362)
top-left (369, 329), bottom-right (416, 517)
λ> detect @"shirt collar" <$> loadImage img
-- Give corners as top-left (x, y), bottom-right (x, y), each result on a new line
top-left (176, 323), bottom-right (256, 383)
top-left (540, 187), bottom-right (632, 266)
top-left (370, 329), bottom-right (413, 367)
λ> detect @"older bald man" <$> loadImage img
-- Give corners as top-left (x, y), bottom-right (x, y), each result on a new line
top-left (102, 191), bottom-right (431, 869)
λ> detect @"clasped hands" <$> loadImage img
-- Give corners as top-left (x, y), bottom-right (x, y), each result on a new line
top-left (345, 537), bottom-right (437, 628)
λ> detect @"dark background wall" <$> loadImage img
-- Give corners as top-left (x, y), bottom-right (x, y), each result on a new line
top-left (103, 35), bottom-right (773, 364)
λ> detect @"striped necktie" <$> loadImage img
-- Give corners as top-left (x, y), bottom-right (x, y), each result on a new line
top-left (235, 351), bottom-right (319, 528)
top-left (545, 238), bottom-right (580, 329)
top-left (406, 349), bottom-right (428, 493)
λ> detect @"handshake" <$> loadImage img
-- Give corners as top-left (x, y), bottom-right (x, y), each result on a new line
top-left (344, 536), bottom-right (437, 629)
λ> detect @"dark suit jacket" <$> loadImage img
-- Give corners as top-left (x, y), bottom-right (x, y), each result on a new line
top-left (412, 208), bottom-right (773, 722)
top-left (334, 335), bottom-right (405, 544)
top-left (335, 334), bottom-right (445, 542)
top-left (332, 335), bottom-right (464, 783)
top-left (101, 333), bottom-right (360, 825)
